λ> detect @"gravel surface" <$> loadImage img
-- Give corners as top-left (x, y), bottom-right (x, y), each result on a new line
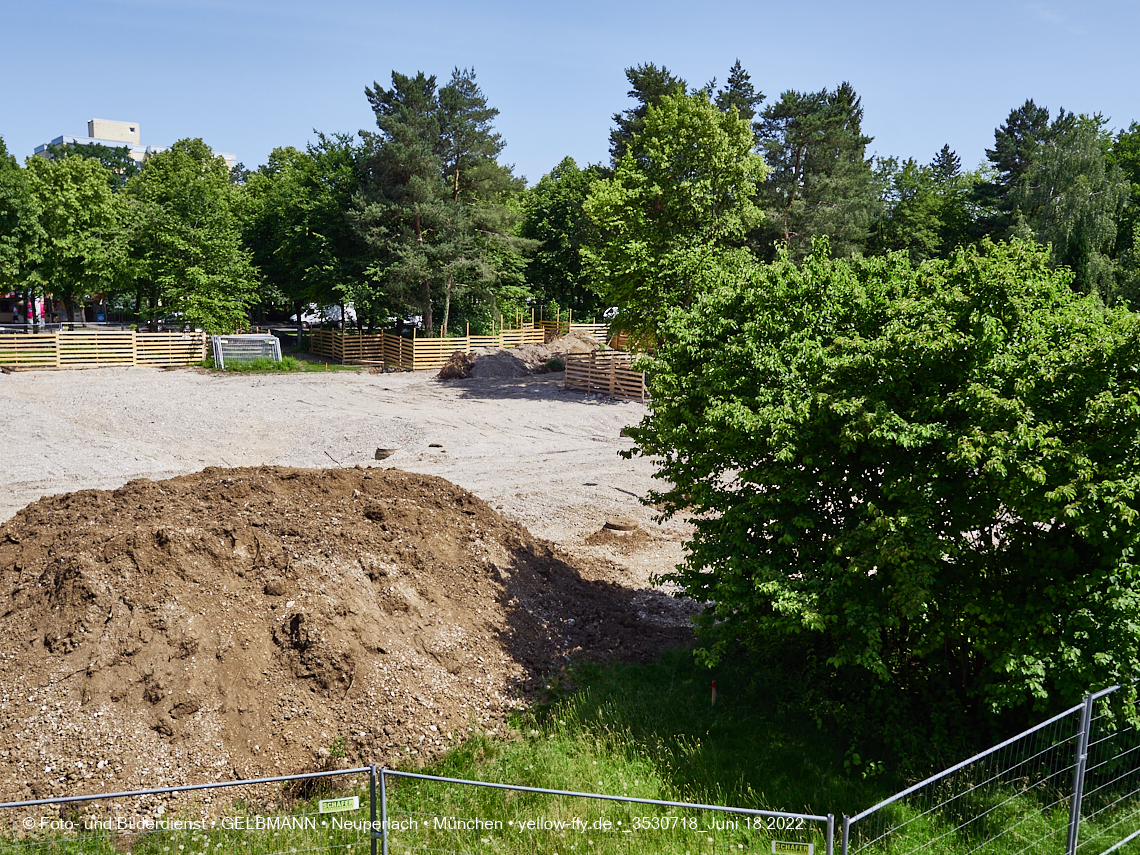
top-left (0, 365), bottom-right (690, 587)
top-left (0, 364), bottom-right (701, 798)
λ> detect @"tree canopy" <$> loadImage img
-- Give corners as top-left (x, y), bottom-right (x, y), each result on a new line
top-left (632, 239), bottom-right (1140, 712)
top-left (125, 138), bottom-right (258, 332)
top-left (354, 67), bottom-right (529, 336)
top-left (584, 91), bottom-right (766, 345)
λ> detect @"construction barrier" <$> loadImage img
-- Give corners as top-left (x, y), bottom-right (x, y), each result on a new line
top-left (309, 325), bottom-right (546, 370)
top-left (0, 331), bottom-right (207, 370)
top-left (564, 351), bottom-right (648, 402)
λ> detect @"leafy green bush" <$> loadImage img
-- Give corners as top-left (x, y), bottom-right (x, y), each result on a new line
top-left (632, 239), bottom-right (1140, 714)
top-left (544, 357), bottom-right (565, 372)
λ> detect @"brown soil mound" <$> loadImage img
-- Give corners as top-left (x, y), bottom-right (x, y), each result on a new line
top-left (584, 526), bottom-right (653, 554)
top-left (437, 350), bottom-right (474, 380)
top-left (438, 336), bottom-right (605, 383)
top-left (0, 466), bottom-right (687, 800)
top-left (547, 333), bottom-right (605, 355)
top-left (468, 348), bottom-right (532, 379)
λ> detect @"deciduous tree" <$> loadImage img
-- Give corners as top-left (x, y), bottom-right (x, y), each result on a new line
top-left (519, 156), bottom-right (608, 318)
top-left (23, 153), bottom-right (126, 325)
top-left (126, 139), bottom-right (258, 332)
top-left (633, 238), bottom-right (1140, 712)
top-left (584, 91), bottom-right (766, 345)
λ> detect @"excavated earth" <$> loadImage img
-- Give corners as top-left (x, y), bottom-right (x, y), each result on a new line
top-left (0, 465), bottom-right (690, 802)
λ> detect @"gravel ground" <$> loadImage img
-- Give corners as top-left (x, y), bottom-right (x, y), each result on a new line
top-left (0, 366), bottom-right (690, 587)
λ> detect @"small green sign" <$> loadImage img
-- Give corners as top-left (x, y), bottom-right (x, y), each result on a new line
top-left (772, 842), bottom-right (813, 855)
top-left (318, 796), bottom-right (360, 814)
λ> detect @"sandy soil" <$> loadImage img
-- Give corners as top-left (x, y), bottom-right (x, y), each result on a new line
top-left (0, 366), bottom-right (687, 570)
top-left (0, 365), bottom-right (697, 800)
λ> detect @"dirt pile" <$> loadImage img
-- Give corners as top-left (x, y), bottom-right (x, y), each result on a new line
top-left (437, 351), bottom-right (475, 380)
top-left (546, 333), bottom-right (605, 355)
top-left (437, 335), bottom-right (606, 381)
top-left (0, 466), bottom-right (688, 800)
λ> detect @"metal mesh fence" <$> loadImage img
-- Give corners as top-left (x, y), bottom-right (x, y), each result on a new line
top-left (4, 688), bottom-right (1139, 855)
top-left (0, 768), bottom-right (372, 855)
top-left (1076, 688), bottom-right (1140, 854)
top-left (211, 335), bottom-right (282, 369)
top-left (842, 702), bottom-right (1086, 855)
top-left (379, 769), bottom-right (834, 855)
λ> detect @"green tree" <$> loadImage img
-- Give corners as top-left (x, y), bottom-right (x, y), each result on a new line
top-left (23, 154), bottom-right (126, 325)
top-left (354, 68), bottom-right (529, 336)
top-left (438, 67), bottom-right (505, 202)
top-left (126, 138), bottom-right (258, 332)
top-left (45, 140), bottom-right (140, 191)
top-left (755, 82), bottom-right (879, 260)
top-left (584, 91), bottom-right (766, 344)
top-left (713, 59), bottom-right (764, 123)
top-left (1006, 111), bottom-right (1128, 298)
top-left (1108, 122), bottom-right (1140, 303)
top-left (0, 137), bottom-right (34, 292)
top-left (977, 102), bottom-right (1130, 297)
top-left (869, 147), bottom-right (976, 262)
top-left (244, 134), bottom-right (364, 331)
top-left (869, 157), bottom-right (942, 262)
top-left (609, 63), bottom-right (688, 164)
top-left (633, 238), bottom-right (1140, 713)
top-left (981, 99), bottom-right (1052, 216)
top-left (518, 156), bottom-right (608, 318)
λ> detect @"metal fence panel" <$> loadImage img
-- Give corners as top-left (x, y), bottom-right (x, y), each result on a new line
top-left (378, 769), bottom-right (833, 855)
top-left (842, 703), bottom-right (1086, 855)
top-left (212, 335), bottom-right (282, 369)
top-left (1076, 687), bottom-right (1140, 855)
top-left (0, 768), bottom-right (372, 855)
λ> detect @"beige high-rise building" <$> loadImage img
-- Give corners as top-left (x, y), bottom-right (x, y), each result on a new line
top-left (34, 119), bottom-right (236, 170)
top-left (86, 119), bottom-right (141, 145)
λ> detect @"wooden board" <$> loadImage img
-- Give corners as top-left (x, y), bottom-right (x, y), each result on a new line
top-left (0, 331), bottom-right (207, 369)
top-left (564, 351), bottom-right (648, 402)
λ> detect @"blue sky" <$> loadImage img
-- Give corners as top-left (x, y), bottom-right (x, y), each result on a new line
top-left (2, 0), bottom-right (1137, 184)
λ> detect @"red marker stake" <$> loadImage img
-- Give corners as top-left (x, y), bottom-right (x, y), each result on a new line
top-left (711, 680), bottom-right (717, 707)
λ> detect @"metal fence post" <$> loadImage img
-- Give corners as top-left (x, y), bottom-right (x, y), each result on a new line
top-left (826, 814), bottom-right (835, 855)
top-left (1066, 692), bottom-right (1096, 855)
top-left (379, 766), bottom-right (389, 855)
top-left (369, 765), bottom-right (378, 855)
top-left (841, 815), bottom-right (851, 855)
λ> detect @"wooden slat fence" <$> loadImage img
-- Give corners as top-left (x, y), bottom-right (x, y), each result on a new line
top-left (537, 320), bottom-right (611, 345)
top-left (309, 326), bottom-right (546, 370)
top-left (564, 351), bottom-right (648, 402)
top-left (0, 332), bottom-right (207, 369)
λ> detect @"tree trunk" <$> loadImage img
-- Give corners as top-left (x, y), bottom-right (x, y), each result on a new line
top-left (442, 274), bottom-right (452, 339)
top-left (414, 213), bottom-right (433, 335)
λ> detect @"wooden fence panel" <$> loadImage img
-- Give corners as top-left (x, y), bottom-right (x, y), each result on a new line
top-left (0, 331), bottom-right (206, 370)
top-left (58, 331), bottom-right (136, 366)
top-left (136, 333), bottom-right (207, 365)
top-left (0, 333), bottom-right (59, 367)
top-left (309, 324), bottom-right (549, 370)
top-left (564, 351), bottom-right (647, 402)
top-left (467, 335), bottom-right (500, 350)
top-left (538, 321), bottom-right (610, 345)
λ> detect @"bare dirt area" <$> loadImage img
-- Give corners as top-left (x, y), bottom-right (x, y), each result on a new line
top-left (0, 366), bottom-right (695, 799)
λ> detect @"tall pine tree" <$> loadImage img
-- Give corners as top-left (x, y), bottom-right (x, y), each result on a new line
top-left (755, 82), bottom-right (878, 260)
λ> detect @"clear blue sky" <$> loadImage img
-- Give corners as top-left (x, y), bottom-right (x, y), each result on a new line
top-left (3, 0), bottom-right (1137, 184)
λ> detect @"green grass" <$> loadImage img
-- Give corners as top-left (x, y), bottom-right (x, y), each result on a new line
top-left (193, 356), bottom-right (363, 373)
top-left (222, 356), bottom-right (306, 372)
top-left (11, 649), bottom-right (1140, 854)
